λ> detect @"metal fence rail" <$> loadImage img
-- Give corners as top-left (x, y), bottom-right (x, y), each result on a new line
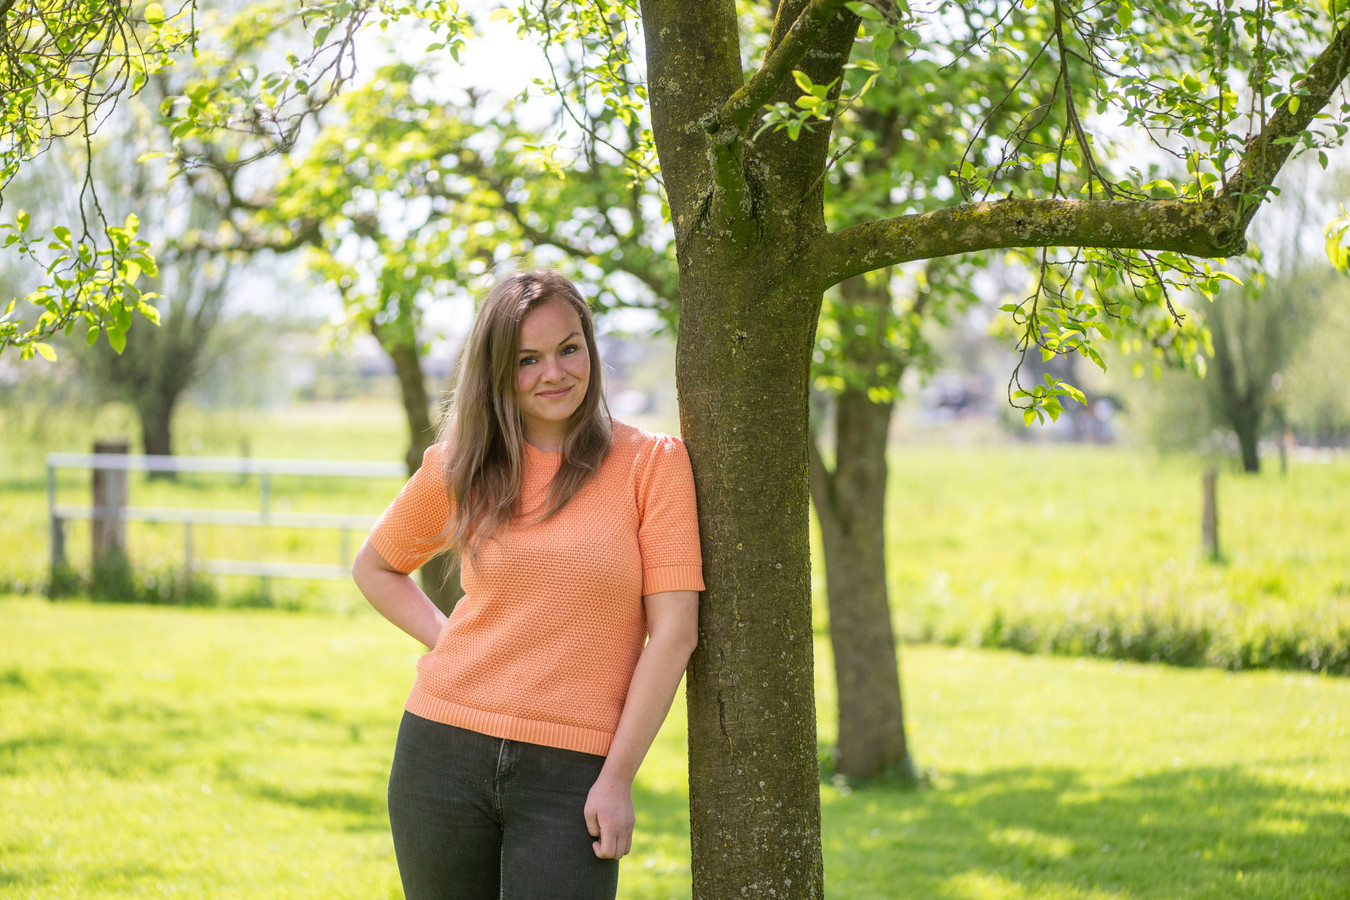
top-left (47, 452), bottom-right (407, 584)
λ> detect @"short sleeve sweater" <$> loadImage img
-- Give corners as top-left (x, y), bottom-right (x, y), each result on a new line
top-left (366, 421), bottom-right (704, 756)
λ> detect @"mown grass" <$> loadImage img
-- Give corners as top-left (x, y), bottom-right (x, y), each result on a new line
top-left (0, 402), bottom-right (413, 610)
top-left (2, 596), bottom-right (1346, 899)
top-left (4, 402), bottom-right (1349, 672)
top-left (873, 444), bottom-right (1350, 674)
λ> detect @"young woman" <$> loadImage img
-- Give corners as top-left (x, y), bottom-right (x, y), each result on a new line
top-left (351, 270), bottom-right (703, 900)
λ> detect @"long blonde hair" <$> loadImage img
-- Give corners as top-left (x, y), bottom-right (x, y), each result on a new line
top-left (438, 270), bottom-right (612, 558)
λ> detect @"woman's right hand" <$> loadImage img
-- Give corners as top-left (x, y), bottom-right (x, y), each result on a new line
top-left (584, 771), bottom-right (635, 859)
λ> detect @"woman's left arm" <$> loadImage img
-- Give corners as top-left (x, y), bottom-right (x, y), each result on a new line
top-left (584, 589), bottom-right (699, 860)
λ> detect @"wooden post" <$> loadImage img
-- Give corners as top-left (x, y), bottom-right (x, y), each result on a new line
top-left (47, 461), bottom-right (66, 596)
top-left (1202, 465), bottom-right (1219, 561)
top-left (92, 439), bottom-right (129, 567)
top-left (182, 521), bottom-right (195, 594)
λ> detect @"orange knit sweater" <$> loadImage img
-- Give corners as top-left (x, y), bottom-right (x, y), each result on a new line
top-left (367, 422), bottom-right (704, 756)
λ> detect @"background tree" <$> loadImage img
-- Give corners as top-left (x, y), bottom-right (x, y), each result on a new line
top-left (0, 0), bottom-right (393, 358)
top-left (1120, 161), bottom-right (1349, 470)
top-left (804, 0), bottom-right (1112, 780)
top-left (73, 105), bottom-right (238, 466)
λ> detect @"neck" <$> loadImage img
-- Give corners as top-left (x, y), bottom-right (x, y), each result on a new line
top-left (525, 429), bottom-right (565, 453)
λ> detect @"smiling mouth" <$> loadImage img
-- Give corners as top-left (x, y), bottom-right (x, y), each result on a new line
top-left (537, 387), bottom-right (572, 400)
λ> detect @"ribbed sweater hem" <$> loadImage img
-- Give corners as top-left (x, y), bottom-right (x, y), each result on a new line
top-left (643, 564), bottom-right (705, 595)
top-left (405, 684), bottom-right (614, 757)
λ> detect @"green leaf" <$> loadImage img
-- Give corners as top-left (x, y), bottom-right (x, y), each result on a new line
top-left (145, 2), bottom-right (164, 24)
top-left (1023, 408), bottom-right (1037, 426)
top-left (53, 226), bottom-right (73, 246)
top-left (17, 210), bottom-right (30, 233)
top-left (1288, 95), bottom-right (1301, 115)
top-left (1327, 230), bottom-right (1349, 272)
top-left (108, 327), bottom-right (127, 355)
top-left (845, 1), bottom-right (884, 19)
top-left (33, 341), bottom-right (57, 361)
top-left (87, 326), bottom-right (100, 347)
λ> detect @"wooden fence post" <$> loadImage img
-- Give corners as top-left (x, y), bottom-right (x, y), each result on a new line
top-left (47, 461), bottom-right (66, 595)
top-left (1202, 465), bottom-right (1219, 561)
top-left (92, 439), bottom-right (129, 567)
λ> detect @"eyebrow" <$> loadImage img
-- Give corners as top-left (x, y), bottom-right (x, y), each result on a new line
top-left (518, 331), bottom-right (582, 355)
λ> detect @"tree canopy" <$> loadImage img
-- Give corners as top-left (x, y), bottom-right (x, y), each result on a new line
top-left (0, 0), bottom-right (468, 359)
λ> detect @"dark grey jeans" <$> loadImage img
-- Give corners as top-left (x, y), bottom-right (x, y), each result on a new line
top-left (387, 711), bottom-right (619, 900)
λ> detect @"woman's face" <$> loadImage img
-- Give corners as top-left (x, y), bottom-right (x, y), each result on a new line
top-left (515, 296), bottom-right (591, 450)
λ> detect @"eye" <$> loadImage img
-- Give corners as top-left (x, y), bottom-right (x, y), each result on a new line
top-left (561, 343), bottom-right (580, 356)
top-left (519, 355), bottom-right (537, 367)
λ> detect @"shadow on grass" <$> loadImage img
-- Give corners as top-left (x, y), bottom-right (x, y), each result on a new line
top-left (823, 764), bottom-right (1349, 899)
top-left (251, 781), bottom-right (388, 821)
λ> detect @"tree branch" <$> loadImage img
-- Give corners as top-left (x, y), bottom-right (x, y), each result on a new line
top-left (811, 196), bottom-right (1245, 290)
top-left (1225, 15), bottom-right (1350, 227)
top-left (451, 145), bottom-right (675, 302)
top-left (814, 13), bottom-right (1350, 290)
top-left (716, 0), bottom-right (851, 139)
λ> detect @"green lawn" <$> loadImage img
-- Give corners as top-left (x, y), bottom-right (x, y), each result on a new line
top-left (0, 403), bottom-right (413, 609)
top-left (2, 597), bottom-right (1346, 899)
top-left (5, 402), bottom-right (1349, 670)
top-left (883, 443), bottom-right (1350, 624)
top-left (841, 444), bottom-right (1350, 673)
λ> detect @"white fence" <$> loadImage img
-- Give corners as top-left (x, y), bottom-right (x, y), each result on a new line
top-left (46, 452), bottom-right (407, 584)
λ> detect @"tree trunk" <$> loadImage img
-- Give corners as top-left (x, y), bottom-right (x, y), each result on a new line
top-left (137, 384), bottom-right (180, 481)
top-left (679, 266), bottom-right (825, 900)
top-left (375, 321), bottom-right (462, 613)
top-left (809, 386), bottom-right (914, 781)
top-left (637, 2), bottom-right (858, 895)
top-left (1234, 409), bottom-right (1262, 474)
top-left (379, 326), bottom-right (438, 474)
top-left (140, 406), bottom-right (173, 458)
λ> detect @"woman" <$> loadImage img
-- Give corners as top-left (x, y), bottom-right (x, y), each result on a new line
top-left (352, 270), bottom-right (703, 900)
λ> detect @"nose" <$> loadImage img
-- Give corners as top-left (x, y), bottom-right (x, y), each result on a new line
top-left (540, 355), bottom-right (565, 382)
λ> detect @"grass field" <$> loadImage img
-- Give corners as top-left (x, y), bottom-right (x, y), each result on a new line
top-left (876, 444), bottom-right (1350, 673)
top-left (2, 596), bottom-right (1346, 899)
top-left (3, 401), bottom-right (1349, 671)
